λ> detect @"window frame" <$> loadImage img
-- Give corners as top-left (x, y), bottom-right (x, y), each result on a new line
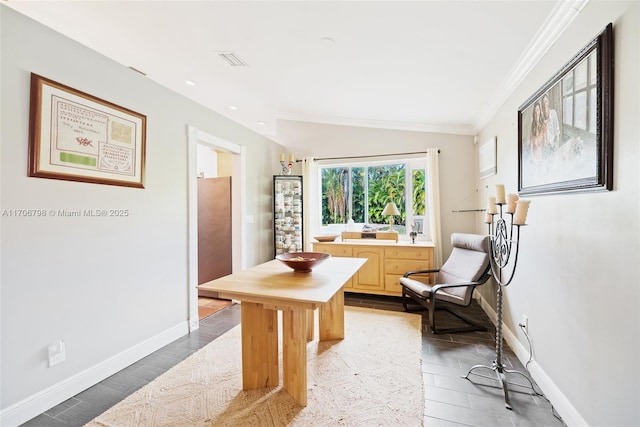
top-left (317, 157), bottom-right (430, 241)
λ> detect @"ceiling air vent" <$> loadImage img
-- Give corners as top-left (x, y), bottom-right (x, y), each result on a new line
top-left (216, 52), bottom-right (249, 67)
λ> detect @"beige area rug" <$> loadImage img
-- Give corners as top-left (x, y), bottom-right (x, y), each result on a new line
top-left (86, 306), bottom-right (423, 426)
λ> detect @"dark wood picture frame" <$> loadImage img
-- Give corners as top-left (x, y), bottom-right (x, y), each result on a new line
top-left (29, 73), bottom-right (146, 188)
top-left (518, 23), bottom-right (613, 196)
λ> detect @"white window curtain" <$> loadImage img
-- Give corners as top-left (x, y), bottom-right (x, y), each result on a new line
top-left (426, 149), bottom-right (443, 268)
top-left (302, 157), bottom-right (319, 251)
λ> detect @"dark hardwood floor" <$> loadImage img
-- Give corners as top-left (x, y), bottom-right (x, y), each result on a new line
top-left (21, 294), bottom-right (565, 426)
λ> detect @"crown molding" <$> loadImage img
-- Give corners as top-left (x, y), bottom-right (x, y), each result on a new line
top-left (277, 0), bottom-right (590, 138)
top-left (276, 112), bottom-right (476, 136)
top-left (472, 0), bottom-right (590, 132)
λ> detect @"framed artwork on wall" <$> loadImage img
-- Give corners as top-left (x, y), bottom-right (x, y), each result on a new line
top-left (29, 73), bottom-right (146, 188)
top-left (517, 23), bottom-right (613, 196)
top-left (479, 136), bottom-right (497, 179)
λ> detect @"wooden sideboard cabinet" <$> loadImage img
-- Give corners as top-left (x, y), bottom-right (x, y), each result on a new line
top-left (312, 240), bottom-right (434, 296)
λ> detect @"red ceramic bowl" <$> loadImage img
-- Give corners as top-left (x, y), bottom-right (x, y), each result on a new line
top-left (276, 252), bottom-right (330, 272)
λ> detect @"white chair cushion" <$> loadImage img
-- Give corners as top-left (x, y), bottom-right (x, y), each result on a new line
top-left (399, 277), bottom-right (465, 304)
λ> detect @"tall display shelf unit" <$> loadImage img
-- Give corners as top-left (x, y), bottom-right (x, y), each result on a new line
top-left (274, 175), bottom-right (303, 257)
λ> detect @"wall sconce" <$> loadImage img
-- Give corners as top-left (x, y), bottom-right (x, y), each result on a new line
top-left (279, 153), bottom-right (294, 175)
top-left (382, 202), bottom-right (400, 228)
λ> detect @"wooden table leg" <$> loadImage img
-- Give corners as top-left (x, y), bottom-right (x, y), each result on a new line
top-left (306, 308), bottom-right (315, 342)
top-left (282, 307), bottom-right (308, 406)
top-left (319, 288), bottom-right (345, 341)
top-left (240, 302), bottom-right (278, 390)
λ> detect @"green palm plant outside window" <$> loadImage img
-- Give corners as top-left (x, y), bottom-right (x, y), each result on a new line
top-left (321, 161), bottom-right (426, 235)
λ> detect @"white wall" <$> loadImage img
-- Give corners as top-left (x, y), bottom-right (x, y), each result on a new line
top-left (0, 7), bottom-right (282, 424)
top-left (197, 144), bottom-right (218, 178)
top-left (277, 120), bottom-right (479, 258)
top-left (475, 2), bottom-right (639, 425)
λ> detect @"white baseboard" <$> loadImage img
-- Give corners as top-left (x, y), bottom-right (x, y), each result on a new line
top-left (0, 322), bottom-right (189, 427)
top-left (475, 292), bottom-right (588, 427)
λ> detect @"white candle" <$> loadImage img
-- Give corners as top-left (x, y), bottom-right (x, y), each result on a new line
top-left (486, 197), bottom-right (498, 214)
top-left (495, 184), bottom-right (506, 204)
top-left (485, 213), bottom-right (493, 224)
top-left (280, 153), bottom-right (285, 162)
top-left (513, 200), bottom-right (531, 225)
top-left (505, 193), bottom-right (519, 213)
top-left (289, 153), bottom-right (295, 162)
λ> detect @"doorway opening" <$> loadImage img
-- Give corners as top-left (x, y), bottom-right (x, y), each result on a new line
top-left (187, 125), bottom-right (247, 330)
top-left (197, 297), bottom-right (233, 320)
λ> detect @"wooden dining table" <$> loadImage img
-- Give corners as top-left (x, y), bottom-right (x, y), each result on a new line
top-left (197, 256), bottom-right (366, 406)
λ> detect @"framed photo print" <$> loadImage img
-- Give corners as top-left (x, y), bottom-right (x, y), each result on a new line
top-left (29, 73), bottom-right (146, 188)
top-left (518, 23), bottom-right (613, 196)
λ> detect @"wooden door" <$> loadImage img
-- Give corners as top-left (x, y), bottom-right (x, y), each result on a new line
top-left (198, 177), bottom-right (232, 297)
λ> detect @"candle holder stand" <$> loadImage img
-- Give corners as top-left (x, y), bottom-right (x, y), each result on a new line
top-left (462, 203), bottom-right (538, 410)
top-left (280, 160), bottom-right (292, 175)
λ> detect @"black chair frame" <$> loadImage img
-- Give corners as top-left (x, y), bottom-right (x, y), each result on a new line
top-left (401, 266), bottom-right (491, 334)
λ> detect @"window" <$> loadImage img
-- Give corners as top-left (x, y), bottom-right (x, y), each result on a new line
top-left (561, 50), bottom-right (598, 140)
top-left (319, 158), bottom-right (429, 239)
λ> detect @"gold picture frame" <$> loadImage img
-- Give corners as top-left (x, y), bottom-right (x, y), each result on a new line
top-left (28, 73), bottom-right (146, 188)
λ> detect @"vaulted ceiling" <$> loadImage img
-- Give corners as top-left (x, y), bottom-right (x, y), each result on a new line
top-left (4, 1), bottom-right (587, 143)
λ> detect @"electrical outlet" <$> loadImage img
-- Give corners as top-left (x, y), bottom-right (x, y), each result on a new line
top-left (48, 340), bottom-right (66, 367)
top-left (520, 315), bottom-right (529, 333)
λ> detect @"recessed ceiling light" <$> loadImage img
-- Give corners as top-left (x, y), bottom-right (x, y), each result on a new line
top-left (258, 121), bottom-right (267, 126)
top-left (229, 105), bottom-right (238, 110)
top-left (185, 80), bottom-right (196, 86)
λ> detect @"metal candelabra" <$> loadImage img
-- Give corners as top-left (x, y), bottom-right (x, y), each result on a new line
top-left (462, 201), bottom-right (538, 410)
top-left (280, 160), bottom-right (292, 175)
